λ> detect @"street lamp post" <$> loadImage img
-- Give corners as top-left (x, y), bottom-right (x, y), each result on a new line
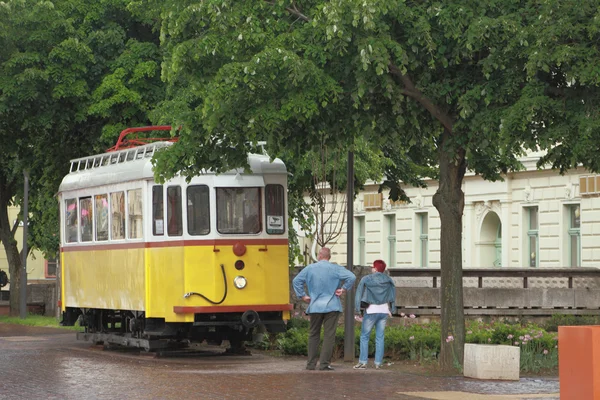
top-left (20, 170), bottom-right (29, 319)
top-left (344, 151), bottom-right (354, 361)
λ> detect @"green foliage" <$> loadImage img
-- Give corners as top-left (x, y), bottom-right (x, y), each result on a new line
top-left (285, 315), bottom-right (310, 331)
top-left (276, 327), bottom-right (308, 356)
top-left (275, 318), bottom-right (559, 372)
top-left (150, 0), bottom-right (432, 199)
top-left (543, 314), bottom-right (600, 332)
top-left (0, 0), bottom-right (164, 261)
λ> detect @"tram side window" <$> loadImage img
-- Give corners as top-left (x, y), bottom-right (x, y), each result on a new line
top-left (265, 184), bottom-right (285, 234)
top-left (167, 186), bottom-right (182, 236)
top-left (65, 199), bottom-right (78, 243)
top-left (111, 191), bottom-right (126, 240)
top-left (152, 185), bottom-right (164, 235)
top-left (80, 197), bottom-right (93, 242)
top-left (217, 187), bottom-right (261, 234)
top-left (128, 189), bottom-right (143, 239)
top-left (187, 185), bottom-right (210, 235)
top-left (95, 194), bottom-right (109, 241)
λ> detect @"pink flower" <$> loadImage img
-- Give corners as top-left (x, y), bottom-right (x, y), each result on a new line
top-left (507, 334), bottom-right (514, 339)
top-left (409, 336), bottom-right (414, 341)
top-left (446, 335), bottom-right (454, 343)
top-left (514, 341), bottom-right (519, 345)
top-left (400, 313), bottom-right (405, 317)
top-left (543, 349), bottom-right (549, 355)
top-left (409, 314), bottom-right (416, 319)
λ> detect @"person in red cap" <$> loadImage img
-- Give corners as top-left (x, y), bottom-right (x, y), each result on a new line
top-left (353, 259), bottom-right (396, 369)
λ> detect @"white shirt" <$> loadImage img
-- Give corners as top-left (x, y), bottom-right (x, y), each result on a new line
top-left (366, 303), bottom-right (389, 314)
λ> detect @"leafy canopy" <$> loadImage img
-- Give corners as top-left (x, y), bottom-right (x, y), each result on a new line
top-left (0, 0), bottom-right (164, 257)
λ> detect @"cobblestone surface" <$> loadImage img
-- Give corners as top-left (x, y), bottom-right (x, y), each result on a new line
top-left (0, 324), bottom-right (559, 400)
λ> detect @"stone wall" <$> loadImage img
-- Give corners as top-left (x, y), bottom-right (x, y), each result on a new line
top-left (0, 281), bottom-right (57, 317)
top-left (27, 282), bottom-right (57, 317)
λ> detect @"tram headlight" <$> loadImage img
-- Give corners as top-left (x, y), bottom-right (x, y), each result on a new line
top-left (234, 276), bottom-right (247, 289)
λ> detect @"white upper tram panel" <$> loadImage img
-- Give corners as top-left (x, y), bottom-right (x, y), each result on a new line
top-left (58, 141), bottom-right (287, 193)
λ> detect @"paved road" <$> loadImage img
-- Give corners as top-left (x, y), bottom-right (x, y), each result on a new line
top-left (0, 324), bottom-right (559, 400)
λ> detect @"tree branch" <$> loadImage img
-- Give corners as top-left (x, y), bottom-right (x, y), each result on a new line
top-left (265, 1), bottom-right (310, 22)
top-left (389, 63), bottom-right (454, 132)
top-left (10, 216), bottom-right (19, 238)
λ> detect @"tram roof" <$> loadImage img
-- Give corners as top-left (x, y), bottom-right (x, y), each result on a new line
top-left (58, 141), bottom-right (287, 193)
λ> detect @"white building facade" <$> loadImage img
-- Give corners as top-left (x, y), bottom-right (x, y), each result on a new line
top-left (309, 153), bottom-right (600, 269)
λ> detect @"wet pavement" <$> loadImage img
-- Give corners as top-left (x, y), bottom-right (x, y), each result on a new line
top-left (0, 324), bottom-right (559, 400)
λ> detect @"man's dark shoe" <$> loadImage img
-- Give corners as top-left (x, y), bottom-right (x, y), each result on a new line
top-left (319, 365), bottom-right (335, 371)
top-left (306, 366), bottom-right (316, 370)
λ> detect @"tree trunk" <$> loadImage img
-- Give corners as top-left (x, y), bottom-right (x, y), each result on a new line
top-left (432, 129), bottom-right (467, 371)
top-left (0, 197), bottom-right (22, 316)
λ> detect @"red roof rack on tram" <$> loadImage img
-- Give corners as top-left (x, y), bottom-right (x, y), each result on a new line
top-left (106, 125), bottom-right (179, 152)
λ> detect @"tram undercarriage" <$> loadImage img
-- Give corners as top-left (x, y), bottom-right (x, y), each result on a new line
top-left (61, 307), bottom-right (286, 352)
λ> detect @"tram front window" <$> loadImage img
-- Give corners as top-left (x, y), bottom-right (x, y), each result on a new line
top-left (216, 187), bottom-right (261, 234)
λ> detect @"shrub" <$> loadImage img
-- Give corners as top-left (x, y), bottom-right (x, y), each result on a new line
top-left (276, 328), bottom-right (308, 355)
top-left (286, 317), bottom-right (310, 331)
top-left (272, 317), bottom-right (559, 372)
top-left (543, 314), bottom-right (600, 332)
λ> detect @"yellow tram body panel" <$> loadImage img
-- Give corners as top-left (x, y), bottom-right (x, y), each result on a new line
top-left (146, 243), bottom-right (289, 322)
top-left (62, 247), bottom-right (146, 311)
top-left (61, 242), bottom-right (290, 323)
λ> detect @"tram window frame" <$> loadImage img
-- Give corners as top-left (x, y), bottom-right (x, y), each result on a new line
top-left (167, 186), bottom-right (183, 236)
top-left (79, 197), bottom-right (93, 242)
top-left (187, 185), bottom-right (210, 236)
top-left (110, 191), bottom-right (126, 240)
top-left (152, 185), bottom-right (164, 236)
top-left (65, 199), bottom-right (78, 243)
top-left (94, 194), bottom-right (109, 241)
top-left (265, 184), bottom-right (285, 235)
top-left (127, 188), bottom-right (143, 239)
top-left (152, 185), bottom-right (165, 236)
top-left (216, 187), bottom-right (261, 235)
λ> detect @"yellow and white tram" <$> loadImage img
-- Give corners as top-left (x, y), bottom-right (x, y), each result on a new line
top-left (59, 126), bottom-right (291, 351)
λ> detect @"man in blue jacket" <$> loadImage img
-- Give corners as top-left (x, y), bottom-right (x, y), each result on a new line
top-left (292, 247), bottom-right (356, 371)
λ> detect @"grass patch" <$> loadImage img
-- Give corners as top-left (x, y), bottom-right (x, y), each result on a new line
top-left (0, 315), bottom-right (80, 331)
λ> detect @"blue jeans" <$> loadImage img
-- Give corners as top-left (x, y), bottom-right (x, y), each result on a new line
top-left (359, 313), bottom-right (388, 365)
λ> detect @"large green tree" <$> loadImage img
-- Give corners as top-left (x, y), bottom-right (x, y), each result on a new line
top-left (0, 0), bottom-right (163, 315)
top-left (148, 0), bottom-right (600, 370)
